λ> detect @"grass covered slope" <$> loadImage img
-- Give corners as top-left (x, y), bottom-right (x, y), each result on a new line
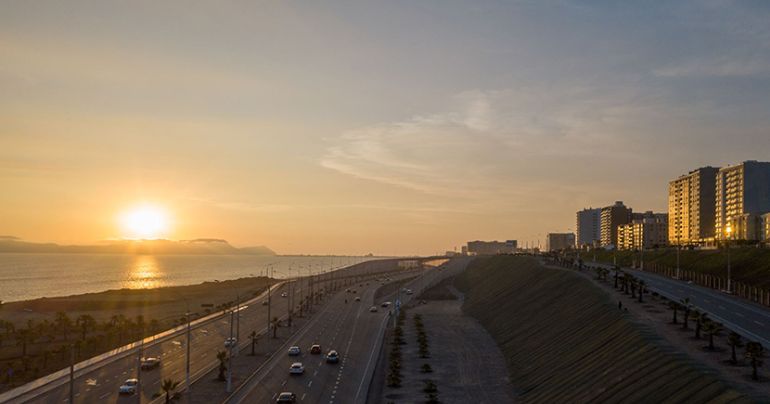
top-left (456, 256), bottom-right (750, 403)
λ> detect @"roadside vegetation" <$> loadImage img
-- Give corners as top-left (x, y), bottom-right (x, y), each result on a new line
top-left (387, 310), bottom-right (406, 388)
top-left (457, 255), bottom-right (753, 402)
top-left (584, 247), bottom-right (770, 289)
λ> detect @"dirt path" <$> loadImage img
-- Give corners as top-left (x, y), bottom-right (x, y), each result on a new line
top-left (380, 279), bottom-right (516, 403)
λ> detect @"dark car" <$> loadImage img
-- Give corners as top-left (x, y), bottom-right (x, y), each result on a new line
top-left (310, 344), bottom-right (322, 354)
top-left (326, 350), bottom-right (339, 363)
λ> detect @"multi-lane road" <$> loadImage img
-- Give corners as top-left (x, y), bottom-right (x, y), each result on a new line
top-left (225, 257), bottom-right (468, 404)
top-left (4, 259), bottom-right (419, 404)
top-left (587, 261), bottom-right (770, 347)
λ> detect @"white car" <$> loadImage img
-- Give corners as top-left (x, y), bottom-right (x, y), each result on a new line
top-left (289, 362), bottom-right (304, 374)
top-left (224, 337), bottom-right (237, 348)
top-left (140, 357), bottom-right (161, 370)
top-left (406, 289), bottom-right (413, 295)
top-left (369, 306), bottom-right (378, 313)
top-left (119, 378), bottom-right (138, 395)
top-left (288, 346), bottom-right (301, 356)
top-left (381, 301), bottom-right (391, 308)
top-left (281, 292), bottom-right (288, 298)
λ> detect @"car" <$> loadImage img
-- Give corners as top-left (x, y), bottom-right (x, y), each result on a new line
top-left (369, 306), bottom-right (378, 312)
top-left (406, 289), bottom-right (413, 295)
top-left (281, 292), bottom-right (288, 298)
top-left (352, 290), bottom-right (357, 294)
top-left (381, 301), bottom-right (391, 308)
top-left (326, 350), bottom-right (339, 363)
top-left (140, 357), bottom-right (161, 370)
top-left (310, 344), bottom-right (322, 354)
top-left (345, 288), bottom-right (351, 293)
top-left (289, 362), bottom-right (304, 374)
top-left (288, 346), bottom-right (301, 356)
top-left (262, 300), bottom-right (269, 306)
top-left (224, 337), bottom-right (237, 348)
top-left (354, 296), bottom-right (361, 302)
top-left (118, 378), bottom-right (138, 395)
top-left (276, 392), bottom-right (297, 403)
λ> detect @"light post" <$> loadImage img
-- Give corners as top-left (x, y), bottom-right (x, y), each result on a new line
top-left (676, 234), bottom-right (681, 279)
top-left (136, 338), bottom-right (143, 404)
top-left (726, 225), bottom-right (732, 293)
top-left (266, 264), bottom-right (272, 338)
top-left (227, 308), bottom-right (234, 392)
top-left (69, 344), bottom-right (75, 404)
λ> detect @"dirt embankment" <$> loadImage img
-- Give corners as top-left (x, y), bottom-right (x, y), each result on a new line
top-left (456, 256), bottom-right (752, 403)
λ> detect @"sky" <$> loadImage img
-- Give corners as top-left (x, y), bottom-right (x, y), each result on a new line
top-left (2, 1), bottom-right (770, 255)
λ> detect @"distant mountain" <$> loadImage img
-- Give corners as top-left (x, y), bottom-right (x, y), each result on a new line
top-left (0, 237), bottom-right (275, 255)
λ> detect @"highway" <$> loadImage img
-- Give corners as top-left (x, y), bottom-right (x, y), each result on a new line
top-left (226, 257), bottom-right (468, 404)
top-left (588, 261), bottom-right (770, 347)
top-left (5, 259), bottom-right (410, 404)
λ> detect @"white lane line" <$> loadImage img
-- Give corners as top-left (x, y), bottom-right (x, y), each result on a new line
top-left (308, 380), bottom-right (313, 387)
top-left (754, 320), bottom-right (764, 326)
top-left (272, 393), bottom-right (277, 400)
top-left (301, 393), bottom-right (306, 401)
top-left (281, 380), bottom-right (287, 386)
top-left (99, 392), bottom-right (110, 399)
top-left (313, 370), bottom-right (318, 376)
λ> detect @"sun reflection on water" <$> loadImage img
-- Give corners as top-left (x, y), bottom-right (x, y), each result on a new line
top-left (124, 255), bottom-right (166, 289)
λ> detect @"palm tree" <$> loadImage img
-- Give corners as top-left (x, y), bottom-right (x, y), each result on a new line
top-left (727, 332), bottom-right (744, 364)
top-left (614, 268), bottom-right (620, 289)
top-left (54, 312), bottom-right (72, 341)
top-left (638, 280), bottom-right (646, 303)
top-left (249, 331), bottom-right (261, 356)
top-left (271, 317), bottom-right (281, 338)
top-left (680, 298), bottom-right (691, 329)
top-left (161, 378), bottom-right (180, 403)
top-left (16, 328), bottom-right (34, 357)
top-left (745, 342), bottom-right (765, 381)
top-left (702, 321), bottom-right (723, 351)
top-left (668, 301), bottom-right (680, 324)
top-left (76, 315), bottom-right (96, 341)
top-left (691, 311), bottom-right (703, 338)
top-left (629, 277), bottom-right (638, 299)
top-left (216, 350), bottom-right (228, 381)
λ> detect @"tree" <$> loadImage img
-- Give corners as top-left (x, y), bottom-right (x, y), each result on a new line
top-left (702, 321), bottom-right (722, 351)
top-left (271, 317), bottom-right (281, 338)
top-left (727, 332), bottom-right (744, 364)
top-left (216, 350), bottom-right (228, 381)
top-left (680, 298), bottom-right (691, 329)
top-left (668, 301), bottom-right (679, 324)
top-left (16, 328), bottom-right (34, 357)
top-left (745, 342), bottom-right (765, 381)
top-left (75, 315), bottom-right (96, 341)
top-left (638, 280), bottom-right (646, 303)
top-left (614, 268), bottom-right (620, 289)
top-left (691, 311), bottom-right (704, 338)
top-left (161, 378), bottom-right (180, 403)
top-left (54, 312), bottom-right (72, 341)
top-left (629, 277), bottom-right (638, 299)
top-left (249, 331), bottom-right (261, 356)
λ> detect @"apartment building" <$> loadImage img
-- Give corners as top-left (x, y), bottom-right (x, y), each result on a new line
top-left (576, 208), bottom-right (601, 248)
top-left (715, 160), bottom-right (770, 241)
top-left (617, 212), bottom-right (669, 250)
top-left (668, 166), bottom-right (719, 245)
top-left (546, 233), bottom-right (576, 252)
top-left (466, 240), bottom-right (517, 255)
top-left (600, 201), bottom-right (632, 247)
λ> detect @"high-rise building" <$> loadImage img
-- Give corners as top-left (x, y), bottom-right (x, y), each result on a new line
top-left (466, 240), bottom-right (517, 255)
top-left (715, 160), bottom-right (770, 241)
top-left (576, 208), bottom-right (601, 248)
top-left (546, 233), bottom-right (576, 252)
top-left (600, 201), bottom-right (632, 247)
top-left (617, 212), bottom-right (669, 250)
top-left (668, 166), bottom-right (719, 245)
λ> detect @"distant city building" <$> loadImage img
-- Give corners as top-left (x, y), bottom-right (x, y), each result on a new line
top-left (725, 213), bottom-right (764, 242)
top-left (762, 213), bottom-right (770, 242)
top-left (668, 166), bottom-right (719, 245)
top-left (461, 246), bottom-right (468, 255)
top-left (600, 201), bottom-right (632, 247)
top-left (715, 161), bottom-right (770, 241)
top-left (617, 212), bottom-right (669, 250)
top-left (466, 240), bottom-right (517, 255)
top-left (546, 233), bottom-right (575, 252)
top-left (576, 208), bottom-right (601, 248)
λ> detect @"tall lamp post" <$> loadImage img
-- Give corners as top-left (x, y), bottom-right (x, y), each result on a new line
top-left (726, 225), bottom-right (732, 293)
top-left (676, 234), bottom-right (681, 279)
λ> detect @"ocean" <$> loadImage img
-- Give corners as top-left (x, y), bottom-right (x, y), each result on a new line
top-left (0, 254), bottom-right (381, 302)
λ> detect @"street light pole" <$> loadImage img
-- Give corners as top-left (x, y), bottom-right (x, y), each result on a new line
top-left (69, 344), bottom-right (75, 404)
top-left (676, 234), bottom-right (681, 279)
top-left (267, 265), bottom-right (272, 338)
top-left (726, 226), bottom-right (732, 293)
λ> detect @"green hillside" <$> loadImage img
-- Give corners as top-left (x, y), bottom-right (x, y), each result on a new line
top-left (581, 247), bottom-right (770, 289)
top-left (456, 255), bottom-right (752, 403)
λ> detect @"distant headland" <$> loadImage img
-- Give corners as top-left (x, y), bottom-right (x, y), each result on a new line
top-left (0, 236), bottom-right (275, 255)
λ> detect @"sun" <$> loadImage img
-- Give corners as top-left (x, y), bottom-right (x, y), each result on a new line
top-left (118, 204), bottom-right (170, 239)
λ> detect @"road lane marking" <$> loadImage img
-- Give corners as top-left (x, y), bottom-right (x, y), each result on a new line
top-left (301, 393), bottom-right (306, 401)
top-left (99, 392), bottom-right (110, 399)
top-left (735, 312), bottom-right (745, 317)
top-left (308, 380), bottom-right (313, 387)
top-left (755, 321), bottom-right (764, 326)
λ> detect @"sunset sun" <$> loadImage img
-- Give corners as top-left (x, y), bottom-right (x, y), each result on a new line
top-left (118, 204), bottom-right (170, 239)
